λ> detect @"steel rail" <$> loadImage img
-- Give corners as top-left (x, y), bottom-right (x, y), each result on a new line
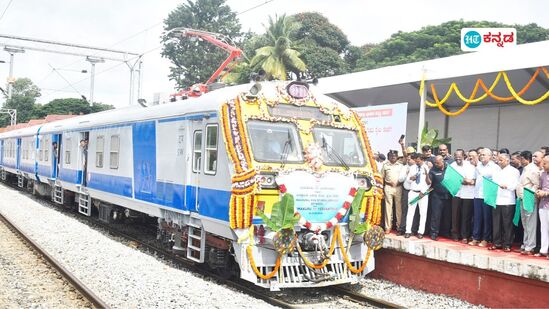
top-left (332, 286), bottom-right (402, 308)
top-left (0, 211), bottom-right (110, 309)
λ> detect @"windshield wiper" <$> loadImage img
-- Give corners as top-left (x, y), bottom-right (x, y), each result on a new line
top-left (280, 130), bottom-right (292, 168)
top-left (321, 136), bottom-right (349, 171)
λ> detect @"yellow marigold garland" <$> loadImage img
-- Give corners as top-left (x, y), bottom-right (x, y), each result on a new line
top-left (221, 99), bottom-right (258, 229)
top-left (246, 245), bottom-right (281, 280)
top-left (419, 66), bottom-right (549, 116)
top-left (337, 231), bottom-right (373, 274)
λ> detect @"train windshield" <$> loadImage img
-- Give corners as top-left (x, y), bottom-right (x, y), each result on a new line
top-left (312, 127), bottom-right (365, 166)
top-left (247, 121), bottom-right (303, 163)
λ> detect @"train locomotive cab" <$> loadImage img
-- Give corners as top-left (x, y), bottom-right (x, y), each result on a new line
top-left (220, 81), bottom-right (384, 290)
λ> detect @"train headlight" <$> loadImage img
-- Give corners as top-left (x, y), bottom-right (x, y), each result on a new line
top-left (356, 176), bottom-right (373, 191)
top-left (257, 173), bottom-right (278, 189)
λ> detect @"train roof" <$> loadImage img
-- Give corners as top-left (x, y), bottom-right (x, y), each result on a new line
top-left (0, 81), bottom-right (351, 139)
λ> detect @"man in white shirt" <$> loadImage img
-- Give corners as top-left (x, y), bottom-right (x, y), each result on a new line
top-left (516, 151), bottom-right (543, 255)
top-left (404, 153), bottom-right (431, 238)
top-left (450, 149), bottom-right (476, 243)
top-left (489, 154), bottom-right (520, 251)
top-left (470, 148), bottom-right (501, 247)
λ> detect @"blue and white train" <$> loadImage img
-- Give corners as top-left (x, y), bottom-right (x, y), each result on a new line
top-left (0, 81), bottom-right (384, 290)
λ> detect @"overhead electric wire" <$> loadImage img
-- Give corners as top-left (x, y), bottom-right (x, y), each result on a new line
top-left (0, 0), bottom-right (14, 23)
top-left (48, 64), bottom-right (87, 100)
top-left (236, 0), bottom-right (275, 15)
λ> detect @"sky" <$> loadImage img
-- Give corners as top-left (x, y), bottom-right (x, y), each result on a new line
top-left (0, 0), bottom-right (548, 109)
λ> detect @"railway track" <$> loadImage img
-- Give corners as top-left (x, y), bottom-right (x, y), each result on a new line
top-left (0, 211), bottom-right (109, 309)
top-left (0, 180), bottom-right (399, 309)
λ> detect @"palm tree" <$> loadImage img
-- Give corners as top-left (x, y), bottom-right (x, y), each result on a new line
top-left (250, 14), bottom-right (306, 80)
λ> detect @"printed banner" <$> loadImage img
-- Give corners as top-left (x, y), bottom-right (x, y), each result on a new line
top-left (353, 103), bottom-right (408, 157)
top-left (276, 171), bottom-right (355, 223)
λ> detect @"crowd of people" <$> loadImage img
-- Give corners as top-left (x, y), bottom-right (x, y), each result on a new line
top-left (378, 142), bottom-right (549, 257)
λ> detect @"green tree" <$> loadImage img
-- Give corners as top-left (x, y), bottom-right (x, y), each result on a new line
top-left (250, 14), bottom-right (306, 80)
top-left (34, 98), bottom-right (113, 118)
top-left (356, 20), bottom-right (549, 71)
top-left (161, 0), bottom-right (242, 89)
top-left (290, 12), bottom-right (349, 53)
top-left (0, 78), bottom-right (41, 127)
top-left (289, 12), bottom-right (350, 77)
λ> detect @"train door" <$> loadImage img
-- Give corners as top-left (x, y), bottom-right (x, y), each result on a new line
top-left (78, 132), bottom-right (89, 186)
top-left (52, 134), bottom-right (62, 178)
top-left (187, 121), bottom-right (203, 213)
top-left (197, 123), bottom-right (219, 217)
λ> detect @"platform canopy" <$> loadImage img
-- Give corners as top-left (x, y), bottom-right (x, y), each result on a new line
top-left (317, 40), bottom-right (549, 152)
top-left (318, 40), bottom-right (549, 111)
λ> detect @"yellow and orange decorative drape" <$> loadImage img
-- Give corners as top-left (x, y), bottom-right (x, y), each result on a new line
top-left (422, 66), bottom-right (549, 117)
top-left (220, 98), bottom-right (258, 229)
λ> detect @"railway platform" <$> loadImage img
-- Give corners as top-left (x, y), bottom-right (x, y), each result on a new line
top-left (372, 232), bottom-right (549, 307)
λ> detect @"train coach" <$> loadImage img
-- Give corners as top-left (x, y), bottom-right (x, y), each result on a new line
top-left (0, 80), bottom-right (385, 290)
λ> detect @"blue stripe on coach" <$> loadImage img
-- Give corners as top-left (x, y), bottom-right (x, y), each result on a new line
top-left (59, 168), bottom-right (81, 183)
top-left (20, 163), bottom-right (34, 173)
top-left (37, 164), bottom-right (51, 177)
top-left (88, 172), bottom-right (133, 198)
top-left (197, 186), bottom-right (231, 221)
top-left (156, 181), bottom-right (185, 210)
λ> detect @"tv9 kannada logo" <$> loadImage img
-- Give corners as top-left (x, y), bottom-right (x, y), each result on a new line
top-left (461, 28), bottom-right (516, 52)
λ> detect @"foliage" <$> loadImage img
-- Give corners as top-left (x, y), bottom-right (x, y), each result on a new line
top-left (290, 12), bottom-right (349, 54)
top-left (249, 14), bottom-right (306, 80)
top-left (348, 189), bottom-right (370, 234)
top-left (0, 79), bottom-right (114, 127)
top-left (34, 98), bottom-right (113, 118)
top-left (299, 43), bottom-right (349, 77)
top-left (257, 193), bottom-right (301, 232)
top-left (161, 0), bottom-right (242, 89)
top-left (0, 78), bottom-right (41, 127)
top-left (356, 20), bottom-right (549, 70)
top-left (420, 122), bottom-right (451, 148)
top-left (289, 12), bottom-right (351, 77)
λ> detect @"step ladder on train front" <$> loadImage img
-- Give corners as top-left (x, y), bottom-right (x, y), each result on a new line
top-left (53, 184), bottom-right (64, 204)
top-left (78, 192), bottom-right (92, 216)
top-left (187, 226), bottom-right (206, 263)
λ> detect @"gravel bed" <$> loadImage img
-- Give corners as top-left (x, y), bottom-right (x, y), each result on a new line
top-left (0, 184), bottom-right (274, 309)
top-left (356, 278), bottom-right (484, 308)
top-left (0, 216), bottom-right (91, 308)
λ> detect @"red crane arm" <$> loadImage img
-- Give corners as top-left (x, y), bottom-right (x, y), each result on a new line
top-left (174, 28), bottom-right (243, 85)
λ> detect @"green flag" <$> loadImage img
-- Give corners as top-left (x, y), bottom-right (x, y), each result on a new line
top-left (483, 176), bottom-right (498, 208)
top-left (441, 164), bottom-right (464, 197)
top-left (409, 188), bottom-right (433, 205)
top-left (513, 197), bottom-right (521, 226)
top-left (523, 187), bottom-right (536, 213)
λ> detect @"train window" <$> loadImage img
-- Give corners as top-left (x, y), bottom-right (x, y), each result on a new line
top-left (110, 135), bottom-right (120, 169)
top-left (44, 137), bottom-right (49, 162)
top-left (96, 136), bottom-right (104, 168)
top-left (192, 131), bottom-right (202, 173)
top-left (204, 125), bottom-right (218, 175)
top-left (65, 138), bottom-right (72, 165)
top-left (246, 121), bottom-right (303, 163)
top-left (312, 127), bottom-right (366, 167)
